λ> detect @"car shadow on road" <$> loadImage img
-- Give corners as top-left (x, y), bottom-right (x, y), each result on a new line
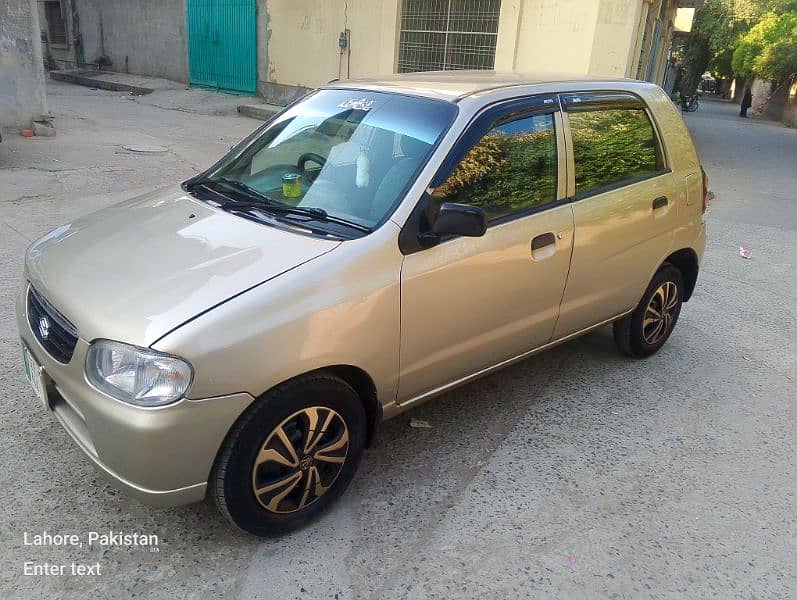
top-left (6, 324), bottom-right (640, 598)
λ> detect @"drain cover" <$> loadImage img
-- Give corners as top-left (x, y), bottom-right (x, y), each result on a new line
top-left (122, 144), bottom-right (168, 153)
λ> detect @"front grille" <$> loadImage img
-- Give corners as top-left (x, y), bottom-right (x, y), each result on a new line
top-left (27, 286), bottom-right (79, 364)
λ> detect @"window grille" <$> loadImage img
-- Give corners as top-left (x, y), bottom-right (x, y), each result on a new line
top-left (397, 0), bottom-right (501, 73)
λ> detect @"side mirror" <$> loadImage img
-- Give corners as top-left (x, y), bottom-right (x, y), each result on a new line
top-left (418, 202), bottom-right (487, 248)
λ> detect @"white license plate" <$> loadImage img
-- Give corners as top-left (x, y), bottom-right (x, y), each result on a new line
top-left (22, 346), bottom-right (47, 407)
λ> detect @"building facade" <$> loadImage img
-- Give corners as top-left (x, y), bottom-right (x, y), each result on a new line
top-left (263, 0), bottom-right (693, 103)
top-left (37, 0), bottom-right (78, 70)
top-left (36, 0), bottom-right (190, 82)
top-left (36, 0), bottom-right (695, 105)
top-left (1, 0), bottom-right (48, 132)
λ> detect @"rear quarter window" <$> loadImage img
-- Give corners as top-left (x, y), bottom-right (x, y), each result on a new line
top-left (569, 108), bottom-right (665, 196)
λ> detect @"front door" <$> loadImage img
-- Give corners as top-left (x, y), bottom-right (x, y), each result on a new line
top-left (398, 103), bottom-right (574, 404)
top-left (187, 0), bottom-right (257, 94)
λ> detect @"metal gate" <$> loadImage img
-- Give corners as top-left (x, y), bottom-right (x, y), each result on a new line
top-left (187, 0), bottom-right (257, 94)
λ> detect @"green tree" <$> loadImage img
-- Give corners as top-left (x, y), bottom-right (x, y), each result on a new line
top-left (680, 0), bottom-right (797, 92)
top-left (732, 11), bottom-right (797, 80)
top-left (680, 0), bottom-right (760, 92)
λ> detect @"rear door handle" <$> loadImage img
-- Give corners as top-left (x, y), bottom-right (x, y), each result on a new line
top-left (531, 232), bottom-right (557, 260)
top-left (652, 196), bottom-right (668, 210)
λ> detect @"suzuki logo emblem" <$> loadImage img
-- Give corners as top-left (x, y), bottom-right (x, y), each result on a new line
top-left (38, 316), bottom-right (50, 340)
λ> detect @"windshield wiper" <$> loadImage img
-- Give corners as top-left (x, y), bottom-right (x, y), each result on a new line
top-left (217, 199), bottom-right (372, 233)
top-left (213, 177), bottom-right (276, 205)
top-left (201, 178), bottom-right (372, 234)
top-left (218, 199), bottom-right (329, 220)
top-left (221, 205), bottom-right (342, 238)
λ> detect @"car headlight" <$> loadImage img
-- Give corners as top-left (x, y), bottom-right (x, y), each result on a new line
top-left (85, 339), bottom-right (193, 407)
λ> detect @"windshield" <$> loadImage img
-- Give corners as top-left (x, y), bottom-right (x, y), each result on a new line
top-left (199, 89), bottom-right (457, 231)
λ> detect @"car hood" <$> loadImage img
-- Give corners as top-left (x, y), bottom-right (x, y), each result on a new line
top-left (24, 186), bottom-right (340, 347)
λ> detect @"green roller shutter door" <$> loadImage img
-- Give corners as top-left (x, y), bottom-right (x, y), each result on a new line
top-left (187, 0), bottom-right (257, 94)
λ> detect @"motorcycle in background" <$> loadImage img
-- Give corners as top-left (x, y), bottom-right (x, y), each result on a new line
top-left (681, 94), bottom-right (699, 112)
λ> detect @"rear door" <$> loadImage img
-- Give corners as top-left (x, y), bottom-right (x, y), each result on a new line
top-left (553, 92), bottom-right (676, 338)
top-left (397, 96), bottom-right (574, 404)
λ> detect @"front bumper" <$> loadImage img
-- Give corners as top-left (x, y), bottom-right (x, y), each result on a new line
top-left (16, 284), bottom-right (254, 507)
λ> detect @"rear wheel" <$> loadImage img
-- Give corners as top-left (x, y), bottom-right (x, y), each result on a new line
top-left (614, 264), bottom-right (684, 358)
top-left (212, 374), bottom-right (366, 536)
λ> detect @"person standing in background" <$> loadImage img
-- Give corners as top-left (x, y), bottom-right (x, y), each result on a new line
top-left (740, 87), bottom-right (753, 117)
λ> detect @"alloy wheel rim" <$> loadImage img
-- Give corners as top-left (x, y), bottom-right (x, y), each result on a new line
top-left (642, 281), bottom-right (679, 345)
top-left (251, 407), bottom-right (349, 514)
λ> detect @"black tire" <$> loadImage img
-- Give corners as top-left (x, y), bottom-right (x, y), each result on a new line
top-left (614, 264), bottom-right (684, 358)
top-left (211, 373), bottom-right (366, 536)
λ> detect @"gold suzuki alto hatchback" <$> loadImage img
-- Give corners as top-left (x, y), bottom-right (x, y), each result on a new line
top-left (18, 73), bottom-right (707, 536)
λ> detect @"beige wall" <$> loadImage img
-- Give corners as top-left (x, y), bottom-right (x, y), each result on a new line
top-left (495, 0), bottom-right (667, 80)
top-left (264, 0), bottom-right (398, 90)
top-left (263, 0), bottom-right (679, 100)
top-left (495, 0), bottom-right (599, 75)
top-left (590, 0), bottom-right (647, 77)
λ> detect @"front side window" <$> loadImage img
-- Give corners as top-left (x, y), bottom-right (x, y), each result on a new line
top-left (569, 108), bottom-right (664, 196)
top-left (200, 90), bottom-right (457, 232)
top-left (430, 112), bottom-right (558, 222)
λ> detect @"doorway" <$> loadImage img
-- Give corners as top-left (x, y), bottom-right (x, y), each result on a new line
top-left (187, 0), bottom-right (257, 94)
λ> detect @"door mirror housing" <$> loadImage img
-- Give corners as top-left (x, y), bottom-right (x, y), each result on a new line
top-left (418, 202), bottom-right (487, 247)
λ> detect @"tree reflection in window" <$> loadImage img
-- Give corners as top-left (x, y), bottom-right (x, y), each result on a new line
top-left (569, 108), bottom-right (663, 196)
top-left (431, 113), bottom-right (557, 222)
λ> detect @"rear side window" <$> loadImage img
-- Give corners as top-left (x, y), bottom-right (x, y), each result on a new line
top-left (569, 108), bottom-right (664, 196)
top-left (431, 112), bottom-right (557, 221)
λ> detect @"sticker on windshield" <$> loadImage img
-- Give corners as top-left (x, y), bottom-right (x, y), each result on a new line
top-left (338, 98), bottom-right (375, 111)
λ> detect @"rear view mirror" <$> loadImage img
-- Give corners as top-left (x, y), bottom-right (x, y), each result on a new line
top-left (418, 202), bottom-right (487, 248)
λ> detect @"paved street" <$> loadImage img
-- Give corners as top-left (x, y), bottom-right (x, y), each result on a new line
top-left (0, 84), bottom-right (794, 599)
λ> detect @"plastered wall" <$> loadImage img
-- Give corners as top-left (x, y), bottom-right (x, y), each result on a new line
top-left (262, 0), bottom-right (668, 98)
top-left (260, 0), bottom-right (399, 100)
top-left (76, 0), bottom-right (188, 82)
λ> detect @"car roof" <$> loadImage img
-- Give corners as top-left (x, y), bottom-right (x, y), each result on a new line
top-left (325, 70), bottom-right (654, 103)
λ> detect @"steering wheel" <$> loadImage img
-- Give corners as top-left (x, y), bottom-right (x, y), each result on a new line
top-left (297, 153), bottom-right (327, 176)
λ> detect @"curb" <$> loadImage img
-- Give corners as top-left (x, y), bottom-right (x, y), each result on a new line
top-left (237, 104), bottom-right (279, 121)
top-left (50, 71), bottom-right (153, 96)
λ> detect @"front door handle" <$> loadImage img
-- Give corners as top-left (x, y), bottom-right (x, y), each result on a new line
top-left (531, 232), bottom-right (556, 251)
top-left (531, 232), bottom-right (557, 260)
top-left (652, 196), bottom-right (668, 210)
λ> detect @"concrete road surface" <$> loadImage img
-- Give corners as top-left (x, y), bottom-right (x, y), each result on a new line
top-left (0, 84), bottom-right (794, 599)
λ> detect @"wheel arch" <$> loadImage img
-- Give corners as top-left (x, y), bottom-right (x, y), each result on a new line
top-left (663, 248), bottom-right (699, 301)
top-left (248, 365), bottom-right (382, 447)
top-left (208, 364), bottom-right (383, 500)
top-left (323, 364), bottom-right (382, 447)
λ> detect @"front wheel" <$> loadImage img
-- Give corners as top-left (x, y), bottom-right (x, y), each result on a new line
top-left (614, 264), bottom-right (684, 358)
top-left (211, 373), bottom-right (366, 536)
